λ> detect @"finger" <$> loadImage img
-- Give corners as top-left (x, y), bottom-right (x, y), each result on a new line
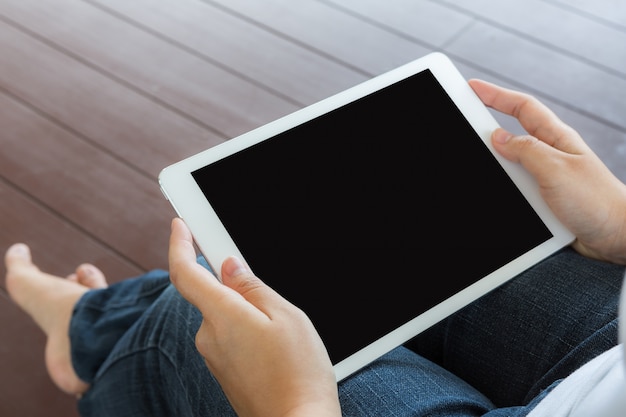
top-left (491, 127), bottom-right (567, 179)
top-left (221, 256), bottom-right (289, 317)
top-left (469, 79), bottom-right (585, 154)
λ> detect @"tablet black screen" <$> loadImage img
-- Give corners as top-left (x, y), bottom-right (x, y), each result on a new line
top-left (192, 69), bottom-right (552, 364)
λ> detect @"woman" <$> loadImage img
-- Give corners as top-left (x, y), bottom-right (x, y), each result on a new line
top-left (5, 79), bottom-right (626, 416)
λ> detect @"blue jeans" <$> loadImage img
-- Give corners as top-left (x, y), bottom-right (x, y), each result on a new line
top-left (70, 248), bottom-right (625, 416)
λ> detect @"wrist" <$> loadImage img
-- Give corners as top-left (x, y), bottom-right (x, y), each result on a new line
top-left (282, 404), bottom-right (342, 417)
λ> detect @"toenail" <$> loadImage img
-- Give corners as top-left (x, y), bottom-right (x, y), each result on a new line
top-left (10, 243), bottom-right (28, 254)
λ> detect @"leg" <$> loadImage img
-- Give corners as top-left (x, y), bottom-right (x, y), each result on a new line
top-left (339, 346), bottom-right (496, 417)
top-left (75, 282), bottom-right (517, 417)
top-left (69, 269), bottom-right (172, 385)
top-left (5, 242), bottom-right (232, 415)
top-left (76, 285), bottom-right (237, 417)
top-left (69, 255), bottom-right (214, 386)
top-left (339, 345), bottom-right (553, 417)
top-left (3, 243), bottom-right (105, 395)
top-left (405, 247), bottom-right (625, 407)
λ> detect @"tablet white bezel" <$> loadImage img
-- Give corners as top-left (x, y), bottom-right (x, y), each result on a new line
top-left (158, 52), bottom-right (575, 382)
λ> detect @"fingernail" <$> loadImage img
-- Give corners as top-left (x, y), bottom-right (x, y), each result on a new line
top-left (493, 129), bottom-right (512, 144)
top-left (223, 256), bottom-right (249, 277)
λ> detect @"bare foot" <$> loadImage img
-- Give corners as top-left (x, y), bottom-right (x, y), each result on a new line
top-left (4, 243), bottom-right (97, 396)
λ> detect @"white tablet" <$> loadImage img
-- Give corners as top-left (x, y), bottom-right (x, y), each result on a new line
top-left (158, 52), bottom-right (574, 382)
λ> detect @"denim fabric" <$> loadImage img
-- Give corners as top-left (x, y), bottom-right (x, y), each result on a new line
top-left (69, 249), bottom-right (625, 416)
top-left (72, 258), bottom-right (237, 416)
top-left (405, 247), bottom-right (623, 407)
top-left (70, 269), bottom-right (172, 383)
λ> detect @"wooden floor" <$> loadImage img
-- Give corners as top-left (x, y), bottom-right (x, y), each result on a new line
top-left (0, 0), bottom-right (624, 415)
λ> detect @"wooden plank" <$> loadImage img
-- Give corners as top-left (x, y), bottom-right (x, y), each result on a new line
top-left (89, 0), bottom-right (368, 105)
top-left (0, 0), bottom-right (298, 138)
top-left (549, 0), bottom-right (626, 28)
top-left (444, 22), bottom-right (626, 132)
top-left (0, 91), bottom-right (174, 271)
top-left (440, 0), bottom-right (626, 75)
top-left (0, 178), bottom-right (142, 287)
top-left (322, 0), bottom-right (473, 47)
top-left (0, 296), bottom-right (80, 417)
top-left (210, 0), bottom-right (432, 75)
top-left (0, 18), bottom-right (221, 178)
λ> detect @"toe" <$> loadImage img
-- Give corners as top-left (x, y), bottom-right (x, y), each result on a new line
top-left (4, 243), bottom-right (33, 270)
top-left (75, 264), bottom-right (108, 289)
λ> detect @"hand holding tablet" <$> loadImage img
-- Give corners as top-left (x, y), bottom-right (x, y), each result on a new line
top-left (159, 52), bottom-right (574, 381)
